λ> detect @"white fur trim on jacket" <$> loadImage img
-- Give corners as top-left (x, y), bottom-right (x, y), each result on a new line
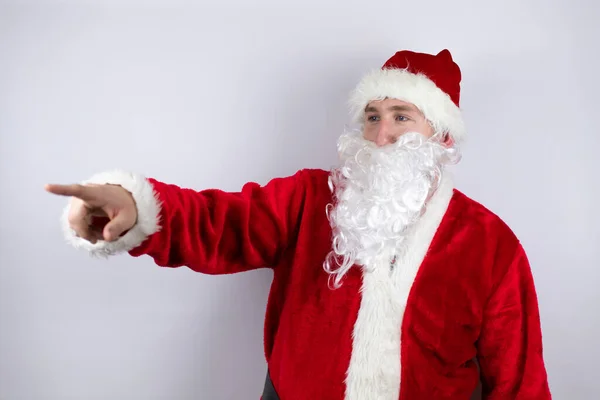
top-left (344, 173), bottom-right (455, 400)
top-left (61, 170), bottom-right (162, 257)
top-left (349, 68), bottom-right (466, 143)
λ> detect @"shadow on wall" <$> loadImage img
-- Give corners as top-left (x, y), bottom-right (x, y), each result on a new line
top-left (186, 271), bottom-right (274, 397)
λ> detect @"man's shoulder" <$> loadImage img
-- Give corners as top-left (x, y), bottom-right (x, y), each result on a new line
top-left (449, 189), bottom-right (534, 283)
top-left (449, 188), bottom-right (520, 242)
top-left (450, 188), bottom-right (500, 218)
top-left (262, 168), bottom-right (331, 198)
top-left (285, 168), bottom-right (331, 188)
top-left (297, 167), bottom-right (331, 179)
top-left (261, 168), bottom-right (329, 185)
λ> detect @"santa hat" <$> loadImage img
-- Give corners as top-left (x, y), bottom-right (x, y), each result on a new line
top-left (349, 49), bottom-right (466, 143)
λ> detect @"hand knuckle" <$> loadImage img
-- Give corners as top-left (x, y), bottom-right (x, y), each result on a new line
top-left (67, 213), bottom-right (81, 225)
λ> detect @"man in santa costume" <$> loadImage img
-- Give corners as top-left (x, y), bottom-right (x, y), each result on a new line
top-left (46, 49), bottom-right (552, 399)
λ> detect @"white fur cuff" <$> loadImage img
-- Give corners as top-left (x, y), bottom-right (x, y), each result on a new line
top-left (61, 170), bottom-right (162, 257)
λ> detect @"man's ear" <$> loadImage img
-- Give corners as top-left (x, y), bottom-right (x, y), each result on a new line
top-left (442, 132), bottom-right (455, 147)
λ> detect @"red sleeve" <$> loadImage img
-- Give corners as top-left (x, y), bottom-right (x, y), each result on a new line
top-left (126, 170), bottom-right (308, 274)
top-left (477, 243), bottom-right (552, 399)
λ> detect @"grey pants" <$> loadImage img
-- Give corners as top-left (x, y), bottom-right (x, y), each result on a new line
top-left (262, 370), bottom-right (280, 400)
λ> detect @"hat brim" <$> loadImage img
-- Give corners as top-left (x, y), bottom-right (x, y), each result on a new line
top-left (348, 68), bottom-right (466, 144)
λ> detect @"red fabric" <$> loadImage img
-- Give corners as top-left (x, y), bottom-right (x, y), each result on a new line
top-left (129, 168), bottom-right (551, 399)
top-left (382, 49), bottom-right (462, 107)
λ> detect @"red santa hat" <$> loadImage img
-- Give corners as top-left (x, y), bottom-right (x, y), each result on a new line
top-left (349, 49), bottom-right (466, 143)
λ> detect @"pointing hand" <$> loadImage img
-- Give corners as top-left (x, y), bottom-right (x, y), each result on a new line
top-left (45, 182), bottom-right (137, 243)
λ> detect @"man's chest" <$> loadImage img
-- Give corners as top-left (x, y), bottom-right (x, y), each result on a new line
top-left (281, 247), bottom-right (486, 359)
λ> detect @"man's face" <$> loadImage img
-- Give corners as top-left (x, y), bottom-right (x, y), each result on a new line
top-left (362, 98), bottom-right (435, 147)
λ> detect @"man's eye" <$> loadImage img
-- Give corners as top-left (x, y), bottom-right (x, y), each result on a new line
top-left (396, 115), bottom-right (408, 121)
top-left (367, 115), bottom-right (379, 122)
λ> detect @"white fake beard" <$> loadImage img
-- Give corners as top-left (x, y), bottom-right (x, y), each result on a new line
top-left (324, 129), bottom-right (461, 288)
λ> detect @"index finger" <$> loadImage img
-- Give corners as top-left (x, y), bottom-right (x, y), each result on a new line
top-left (44, 183), bottom-right (97, 201)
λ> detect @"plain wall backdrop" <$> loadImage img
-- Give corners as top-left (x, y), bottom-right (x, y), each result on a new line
top-left (1, 0), bottom-right (598, 399)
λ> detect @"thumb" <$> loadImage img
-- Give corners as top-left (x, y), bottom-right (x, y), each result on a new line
top-left (102, 212), bottom-right (135, 242)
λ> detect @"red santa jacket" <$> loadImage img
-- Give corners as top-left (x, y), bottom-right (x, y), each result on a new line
top-left (63, 168), bottom-right (552, 400)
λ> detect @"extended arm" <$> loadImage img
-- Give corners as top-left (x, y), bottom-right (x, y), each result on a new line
top-left (60, 169), bottom-right (308, 274)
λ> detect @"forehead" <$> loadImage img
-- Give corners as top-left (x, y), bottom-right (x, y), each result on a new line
top-left (365, 98), bottom-right (420, 112)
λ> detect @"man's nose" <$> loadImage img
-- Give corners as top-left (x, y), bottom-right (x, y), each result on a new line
top-left (374, 121), bottom-right (393, 147)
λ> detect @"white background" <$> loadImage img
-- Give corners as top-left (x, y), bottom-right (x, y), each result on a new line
top-left (1, 0), bottom-right (598, 399)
